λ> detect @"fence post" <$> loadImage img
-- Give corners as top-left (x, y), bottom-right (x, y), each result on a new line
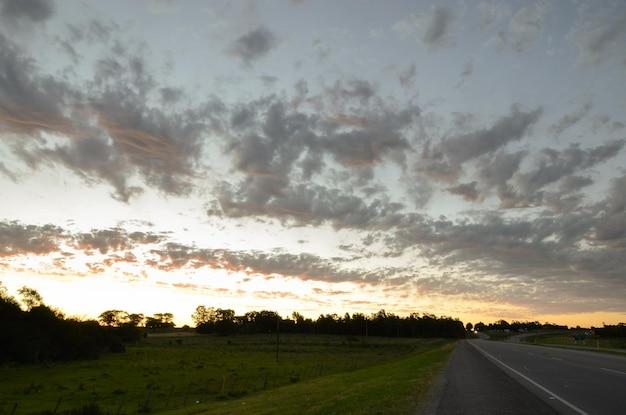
top-left (115, 397), bottom-right (124, 415)
top-left (140, 385), bottom-right (153, 412)
top-left (52, 397), bottom-right (62, 414)
top-left (165, 385), bottom-right (174, 409)
top-left (183, 383), bottom-right (191, 406)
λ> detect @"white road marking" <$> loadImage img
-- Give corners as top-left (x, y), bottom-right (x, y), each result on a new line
top-left (601, 367), bottom-right (626, 376)
top-left (470, 341), bottom-right (589, 415)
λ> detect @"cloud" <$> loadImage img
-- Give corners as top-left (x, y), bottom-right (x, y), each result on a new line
top-left (549, 103), bottom-right (592, 136)
top-left (0, 221), bottom-right (168, 259)
top-left (574, 7), bottom-right (626, 64)
top-left (0, 221), bottom-right (65, 257)
top-left (454, 61), bottom-right (473, 88)
top-left (476, 150), bottom-right (527, 202)
top-left (423, 6), bottom-right (454, 46)
top-left (222, 90), bottom-right (419, 213)
top-left (498, 1), bottom-right (548, 52)
top-left (214, 180), bottom-right (406, 229)
top-left (326, 79), bottom-right (376, 105)
top-left (592, 175), bottom-right (626, 248)
top-left (0, 0), bottom-right (54, 23)
top-left (407, 177), bottom-right (433, 208)
top-left (417, 106), bottom-right (542, 181)
top-left (227, 26), bottom-right (277, 67)
top-left (0, 33), bottom-right (77, 138)
top-left (507, 140), bottom-right (625, 208)
top-left (225, 91), bottom-right (419, 183)
top-left (74, 228), bottom-right (138, 254)
top-left (393, 6), bottom-right (455, 48)
top-left (0, 161), bottom-right (16, 182)
top-left (159, 87), bottom-right (184, 105)
top-left (150, 243), bottom-right (378, 283)
top-left (0, 33), bottom-right (227, 201)
top-left (397, 63), bottom-right (416, 88)
top-left (385, 200), bottom-right (626, 313)
top-left (478, 1), bottom-right (509, 29)
top-left (441, 106), bottom-right (541, 164)
top-left (446, 182), bottom-right (479, 201)
top-left (4, 190), bottom-right (626, 314)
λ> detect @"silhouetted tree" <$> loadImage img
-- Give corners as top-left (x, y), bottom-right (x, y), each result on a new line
top-left (594, 323), bottom-right (626, 337)
top-left (98, 310), bottom-right (129, 327)
top-left (146, 313), bottom-right (175, 329)
top-left (127, 313), bottom-right (145, 327)
top-left (214, 309), bottom-right (236, 335)
top-left (0, 287), bottom-right (133, 363)
top-left (18, 286), bottom-right (43, 310)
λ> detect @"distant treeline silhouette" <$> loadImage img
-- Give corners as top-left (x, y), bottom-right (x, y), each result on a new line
top-left (0, 284), bottom-right (465, 364)
top-left (473, 320), bottom-right (568, 332)
top-left (594, 323), bottom-right (626, 337)
top-left (191, 306), bottom-right (466, 338)
top-left (0, 286), bottom-right (140, 364)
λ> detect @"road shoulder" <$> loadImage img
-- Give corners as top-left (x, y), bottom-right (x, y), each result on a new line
top-left (433, 340), bottom-right (557, 415)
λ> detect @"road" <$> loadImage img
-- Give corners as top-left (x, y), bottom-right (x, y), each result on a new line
top-left (432, 339), bottom-right (626, 414)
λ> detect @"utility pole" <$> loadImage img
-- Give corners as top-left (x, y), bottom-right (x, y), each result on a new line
top-left (275, 315), bottom-right (280, 362)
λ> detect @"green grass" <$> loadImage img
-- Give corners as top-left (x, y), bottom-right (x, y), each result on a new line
top-left (0, 334), bottom-right (452, 414)
top-left (163, 340), bottom-right (454, 415)
top-left (524, 334), bottom-right (626, 350)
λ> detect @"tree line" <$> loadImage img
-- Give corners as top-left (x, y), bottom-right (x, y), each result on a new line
top-left (0, 286), bottom-right (140, 364)
top-left (190, 306), bottom-right (466, 338)
top-left (97, 309), bottom-right (174, 329)
top-left (97, 306), bottom-right (466, 338)
top-left (594, 323), bottom-right (626, 337)
top-left (472, 320), bottom-right (568, 332)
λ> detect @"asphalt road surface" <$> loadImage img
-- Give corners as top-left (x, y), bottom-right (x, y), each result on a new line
top-left (433, 340), bottom-right (626, 415)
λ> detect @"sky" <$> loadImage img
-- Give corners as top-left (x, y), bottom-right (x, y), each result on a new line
top-left (0, 0), bottom-right (625, 327)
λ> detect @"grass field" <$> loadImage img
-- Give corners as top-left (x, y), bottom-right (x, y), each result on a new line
top-left (0, 334), bottom-right (454, 414)
top-left (524, 334), bottom-right (626, 350)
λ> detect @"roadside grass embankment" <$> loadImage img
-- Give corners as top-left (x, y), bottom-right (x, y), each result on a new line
top-left (522, 334), bottom-right (626, 353)
top-left (162, 339), bottom-right (454, 415)
top-left (0, 334), bottom-right (453, 414)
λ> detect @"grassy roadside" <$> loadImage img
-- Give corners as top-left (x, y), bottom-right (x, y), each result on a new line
top-left (522, 334), bottom-right (626, 352)
top-left (162, 340), bottom-right (455, 415)
top-left (0, 335), bottom-right (452, 414)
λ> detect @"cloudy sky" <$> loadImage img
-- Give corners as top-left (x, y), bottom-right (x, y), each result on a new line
top-left (1, 0), bottom-right (625, 327)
